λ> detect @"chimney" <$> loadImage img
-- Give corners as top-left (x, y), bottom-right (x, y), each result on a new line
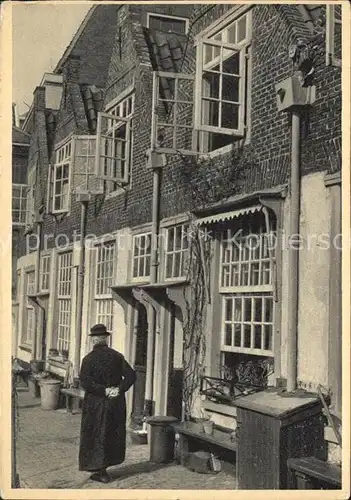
top-left (12, 103), bottom-right (19, 127)
top-left (33, 86), bottom-right (46, 112)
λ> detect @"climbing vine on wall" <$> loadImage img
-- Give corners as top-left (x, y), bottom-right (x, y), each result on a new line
top-left (169, 144), bottom-right (259, 211)
top-left (181, 221), bottom-right (212, 419)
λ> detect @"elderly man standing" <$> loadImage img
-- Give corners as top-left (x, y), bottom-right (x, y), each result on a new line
top-left (78, 324), bottom-right (136, 483)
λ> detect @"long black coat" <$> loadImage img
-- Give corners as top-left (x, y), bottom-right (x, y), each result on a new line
top-left (78, 344), bottom-right (136, 472)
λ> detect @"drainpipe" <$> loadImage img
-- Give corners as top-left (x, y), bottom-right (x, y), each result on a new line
top-left (73, 200), bottom-right (88, 379)
top-left (286, 109), bottom-right (301, 393)
top-left (144, 165), bottom-right (161, 416)
top-left (32, 220), bottom-right (43, 361)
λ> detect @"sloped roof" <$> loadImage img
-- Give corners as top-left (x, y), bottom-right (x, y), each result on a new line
top-left (12, 126), bottom-right (31, 145)
top-left (54, 5), bottom-right (120, 88)
top-left (144, 28), bottom-right (187, 73)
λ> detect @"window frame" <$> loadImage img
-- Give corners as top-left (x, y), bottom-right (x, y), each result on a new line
top-left (194, 8), bottom-right (252, 141)
top-left (72, 135), bottom-right (103, 196)
top-left (96, 92), bottom-right (134, 194)
top-left (164, 223), bottom-right (190, 281)
top-left (94, 242), bottom-right (116, 344)
top-left (146, 12), bottom-right (189, 34)
top-left (131, 232), bottom-right (152, 283)
top-left (23, 271), bottom-right (36, 345)
top-left (326, 4), bottom-right (342, 67)
top-left (218, 215), bottom-right (276, 357)
top-left (57, 251), bottom-right (73, 353)
top-left (40, 254), bottom-right (51, 293)
top-left (52, 139), bottom-right (73, 214)
top-left (12, 183), bottom-right (28, 226)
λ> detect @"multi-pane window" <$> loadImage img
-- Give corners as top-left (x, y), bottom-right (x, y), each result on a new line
top-left (326, 4), bottom-right (342, 66)
top-left (147, 13), bottom-right (188, 34)
top-left (12, 184), bottom-right (27, 226)
top-left (152, 72), bottom-right (196, 155)
top-left (24, 271), bottom-right (35, 344)
top-left (72, 136), bottom-right (103, 195)
top-left (96, 94), bottom-right (134, 194)
top-left (53, 141), bottom-right (71, 213)
top-left (57, 252), bottom-right (73, 352)
top-left (220, 227), bottom-right (275, 289)
top-left (40, 255), bottom-right (51, 292)
top-left (94, 243), bottom-right (115, 345)
top-left (220, 212), bottom-right (275, 356)
top-left (196, 9), bottom-right (251, 150)
top-left (165, 224), bottom-right (189, 279)
top-left (132, 233), bottom-right (151, 280)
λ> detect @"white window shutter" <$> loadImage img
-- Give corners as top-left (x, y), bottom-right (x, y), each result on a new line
top-left (151, 71), bottom-right (197, 156)
top-left (72, 135), bottom-right (103, 195)
top-left (95, 112), bottom-right (131, 185)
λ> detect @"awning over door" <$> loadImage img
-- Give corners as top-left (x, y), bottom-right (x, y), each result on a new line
top-left (194, 204), bottom-right (262, 226)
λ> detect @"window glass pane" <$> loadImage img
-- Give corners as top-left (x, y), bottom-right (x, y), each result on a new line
top-left (227, 23), bottom-right (236, 43)
top-left (237, 15), bottom-right (247, 43)
top-left (222, 102), bottom-right (239, 129)
top-left (225, 298), bottom-right (233, 320)
top-left (254, 325), bottom-right (262, 349)
top-left (225, 324), bottom-right (232, 346)
top-left (243, 324), bottom-right (251, 347)
top-left (264, 325), bottom-right (273, 350)
top-left (222, 75), bottom-right (239, 102)
top-left (244, 297), bottom-right (251, 321)
top-left (144, 256), bottom-right (151, 277)
top-left (234, 324), bottom-right (241, 346)
top-left (203, 72), bottom-right (220, 98)
top-left (222, 52), bottom-right (240, 75)
top-left (203, 99), bottom-right (219, 127)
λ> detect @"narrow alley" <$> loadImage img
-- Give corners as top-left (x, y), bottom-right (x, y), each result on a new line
top-left (15, 384), bottom-right (236, 490)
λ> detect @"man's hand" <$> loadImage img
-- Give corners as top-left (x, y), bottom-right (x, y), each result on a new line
top-left (105, 386), bottom-right (120, 398)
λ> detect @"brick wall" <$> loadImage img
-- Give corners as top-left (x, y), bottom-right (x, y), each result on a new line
top-left (20, 4), bottom-right (341, 253)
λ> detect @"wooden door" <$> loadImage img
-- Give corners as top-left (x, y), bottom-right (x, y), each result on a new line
top-left (166, 304), bottom-right (183, 420)
top-left (131, 303), bottom-right (148, 426)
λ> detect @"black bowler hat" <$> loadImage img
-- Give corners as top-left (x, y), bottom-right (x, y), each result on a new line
top-left (89, 324), bottom-right (111, 337)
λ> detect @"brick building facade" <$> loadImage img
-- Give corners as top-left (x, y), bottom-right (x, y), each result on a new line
top-left (14, 3), bottom-right (342, 452)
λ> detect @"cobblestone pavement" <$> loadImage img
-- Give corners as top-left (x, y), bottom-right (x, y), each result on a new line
top-left (15, 386), bottom-right (236, 490)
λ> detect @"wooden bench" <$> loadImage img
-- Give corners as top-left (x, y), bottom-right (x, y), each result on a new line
top-left (61, 388), bottom-right (85, 413)
top-left (172, 421), bottom-right (237, 472)
top-left (287, 456), bottom-right (341, 490)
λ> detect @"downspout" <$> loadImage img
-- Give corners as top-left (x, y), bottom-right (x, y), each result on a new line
top-left (73, 200), bottom-right (88, 379)
top-left (144, 166), bottom-right (161, 416)
top-left (32, 220), bottom-right (43, 361)
top-left (287, 109), bottom-right (301, 393)
top-left (144, 72), bottom-right (162, 415)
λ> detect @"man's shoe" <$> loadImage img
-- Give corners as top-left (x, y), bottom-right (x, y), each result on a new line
top-left (90, 472), bottom-right (110, 484)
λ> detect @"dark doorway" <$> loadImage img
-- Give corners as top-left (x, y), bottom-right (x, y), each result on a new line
top-left (131, 302), bottom-right (148, 426)
top-left (167, 303), bottom-right (183, 420)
